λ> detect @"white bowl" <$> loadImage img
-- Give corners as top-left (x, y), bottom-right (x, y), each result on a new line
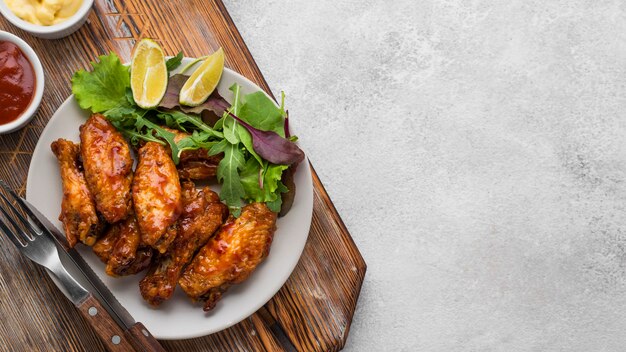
top-left (0, 31), bottom-right (44, 134)
top-left (0, 0), bottom-right (94, 39)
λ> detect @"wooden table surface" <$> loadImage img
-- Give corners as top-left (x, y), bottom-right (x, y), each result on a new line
top-left (0, 0), bottom-right (366, 351)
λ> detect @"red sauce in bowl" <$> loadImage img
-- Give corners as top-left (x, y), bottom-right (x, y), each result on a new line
top-left (0, 41), bottom-right (36, 125)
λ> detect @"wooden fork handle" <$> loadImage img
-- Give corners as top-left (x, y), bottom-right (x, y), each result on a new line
top-left (77, 294), bottom-right (135, 351)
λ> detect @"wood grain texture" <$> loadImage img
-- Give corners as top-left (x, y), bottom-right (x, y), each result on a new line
top-left (0, 0), bottom-right (366, 351)
top-left (76, 295), bottom-right (135, 351)
top-left (125, 323), bottom-right (167, 352)
top-left (266, 167), bottom-right (367, 352)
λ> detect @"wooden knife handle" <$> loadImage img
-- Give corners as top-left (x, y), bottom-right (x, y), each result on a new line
top-left (125, 322), bottom-right (167, 352)
top-left (77, 294), bottom-right (135, 351)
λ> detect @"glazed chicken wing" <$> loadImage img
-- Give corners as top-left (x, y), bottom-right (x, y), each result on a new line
top-left (106, 213), bottom-right (154, 276)
top-left (133, 142), bottom-right (182, 253)
top-left (51, 139), bottom-right (103, 247)
top-left (80, 114), bottom-right (133, 223)
top-left (93, 217), bottom-right (153, 276)
top-left (92, 224), bottom-right (118, 262)
top-left (179, 202), bottom-right (277, 311)
top-left (178, 158), bottom-right (220, 180)
top-left (140, 182), bottom-right (227, 306)
top-left (162, 127), bottom-right (221, 180)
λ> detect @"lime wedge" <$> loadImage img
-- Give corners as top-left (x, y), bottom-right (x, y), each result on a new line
top-left (131, 39), bottom-right (168, 109)
top-left (179, 55), bottom-right (208, 74)
top-left (179, 48), bottom-right (224, 107)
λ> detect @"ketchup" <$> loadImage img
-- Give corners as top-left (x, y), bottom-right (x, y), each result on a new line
top-left (0, 41), bottom-right (36, 125)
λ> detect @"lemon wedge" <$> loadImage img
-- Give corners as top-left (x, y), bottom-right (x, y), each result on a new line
top-left (131, 39), bottom-right (168, 109)
top-left (179, 48), bottom-right (224, 107)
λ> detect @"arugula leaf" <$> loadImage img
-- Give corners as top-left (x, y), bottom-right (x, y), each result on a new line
top-left (157, 110), bottom-right (223, 139)
top-left (212, 141), bottom-right (246, 216)
top-left (106, 109), bottom-right (166, 147)
top-left (209, 85), bottom-right (247, 214)
top-left (176, 130), bottom-right (218, 153)
top-left (223, 84), bottom-right (242, 144)
top-left (118, 126), bottom-right (165, 146)
top-left (135, 118), bottom-right (182, 164)
top-left (208, 138), bottom-right (228, 157)
top-left (166, 52), bottom-right (183, 71)
top-left (107, 106), bottom-right (218, 164)
top-left (72, 53), bottom-right (130, 112)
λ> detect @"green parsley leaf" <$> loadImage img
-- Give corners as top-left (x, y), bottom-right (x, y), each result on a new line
top-left (72, 53), bottom-right (130, 112)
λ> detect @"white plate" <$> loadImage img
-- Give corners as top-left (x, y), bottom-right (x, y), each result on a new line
top-left (25, 58), bottom-right (313, 340)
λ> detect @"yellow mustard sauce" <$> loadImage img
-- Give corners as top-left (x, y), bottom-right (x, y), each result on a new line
top-left (5, 0), bottom-right (82, 26)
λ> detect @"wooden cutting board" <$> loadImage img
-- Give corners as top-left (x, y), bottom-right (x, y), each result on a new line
top-left (0, 0), bottom-right (366, 351)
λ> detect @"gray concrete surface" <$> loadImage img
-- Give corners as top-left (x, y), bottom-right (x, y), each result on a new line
top-left (225, 1), bottom-right (626, 350)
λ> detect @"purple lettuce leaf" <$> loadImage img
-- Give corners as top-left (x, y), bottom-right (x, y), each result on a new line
top-left (284, 110), bottom-right (291, 138)
top-left (160, 74), bottom-right (230, 117)
top-left (227, 111), bottom-right (304, 165)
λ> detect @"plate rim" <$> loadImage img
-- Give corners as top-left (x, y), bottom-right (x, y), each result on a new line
top-left (25, 61), bottom-right (313, 339)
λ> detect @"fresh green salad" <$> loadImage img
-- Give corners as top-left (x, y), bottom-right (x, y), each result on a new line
top-left (71, 51), bottom-right (304, 216)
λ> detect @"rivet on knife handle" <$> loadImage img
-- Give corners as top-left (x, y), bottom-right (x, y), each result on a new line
top-left (77, 294), bottom-right (134, 351)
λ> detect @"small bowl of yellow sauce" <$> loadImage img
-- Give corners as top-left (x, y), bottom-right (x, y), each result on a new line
top-left (0, 0), bottom-right (94, 39)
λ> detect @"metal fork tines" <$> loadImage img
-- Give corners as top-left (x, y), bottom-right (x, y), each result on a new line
top-left (0, 181), bottom-right (90, 303)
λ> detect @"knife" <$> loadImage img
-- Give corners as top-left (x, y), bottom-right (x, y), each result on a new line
top-left (8, 187), bottom-right (166, 352)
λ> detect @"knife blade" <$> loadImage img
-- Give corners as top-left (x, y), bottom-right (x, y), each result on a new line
top-left (8, 188), bottom-right (166, 352)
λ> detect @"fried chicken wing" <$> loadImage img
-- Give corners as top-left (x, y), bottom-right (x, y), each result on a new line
top-left (161, 127), bottom-right (221, 180)
top-left (140, 182), bottom-right (227, 306)
top-left (178, 143), bottom-right (222, 181)
top-left (121, 248), bottom-right (153, 275)
top-left (179, 148), bottom-right (221, 164)
top-left (80, 114), bottom-right (133, 223)
top-left (179, 202), bottom-right (276, 311)
top-left (92, 224), bottom-right (118, 262)
top-left (93, 218), bottom-right (154, 276)
top-left (178, 159), bottom-right (219, 180)
top-left (133, 142), bottom-right (182, 253)
top-left (51, 139), bottom-right (103, 247)
top-left (106, 215), bottom-right (140, 276)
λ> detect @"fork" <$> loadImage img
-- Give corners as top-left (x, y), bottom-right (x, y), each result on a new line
top-left (0, 185), bottom-right (136, 351)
